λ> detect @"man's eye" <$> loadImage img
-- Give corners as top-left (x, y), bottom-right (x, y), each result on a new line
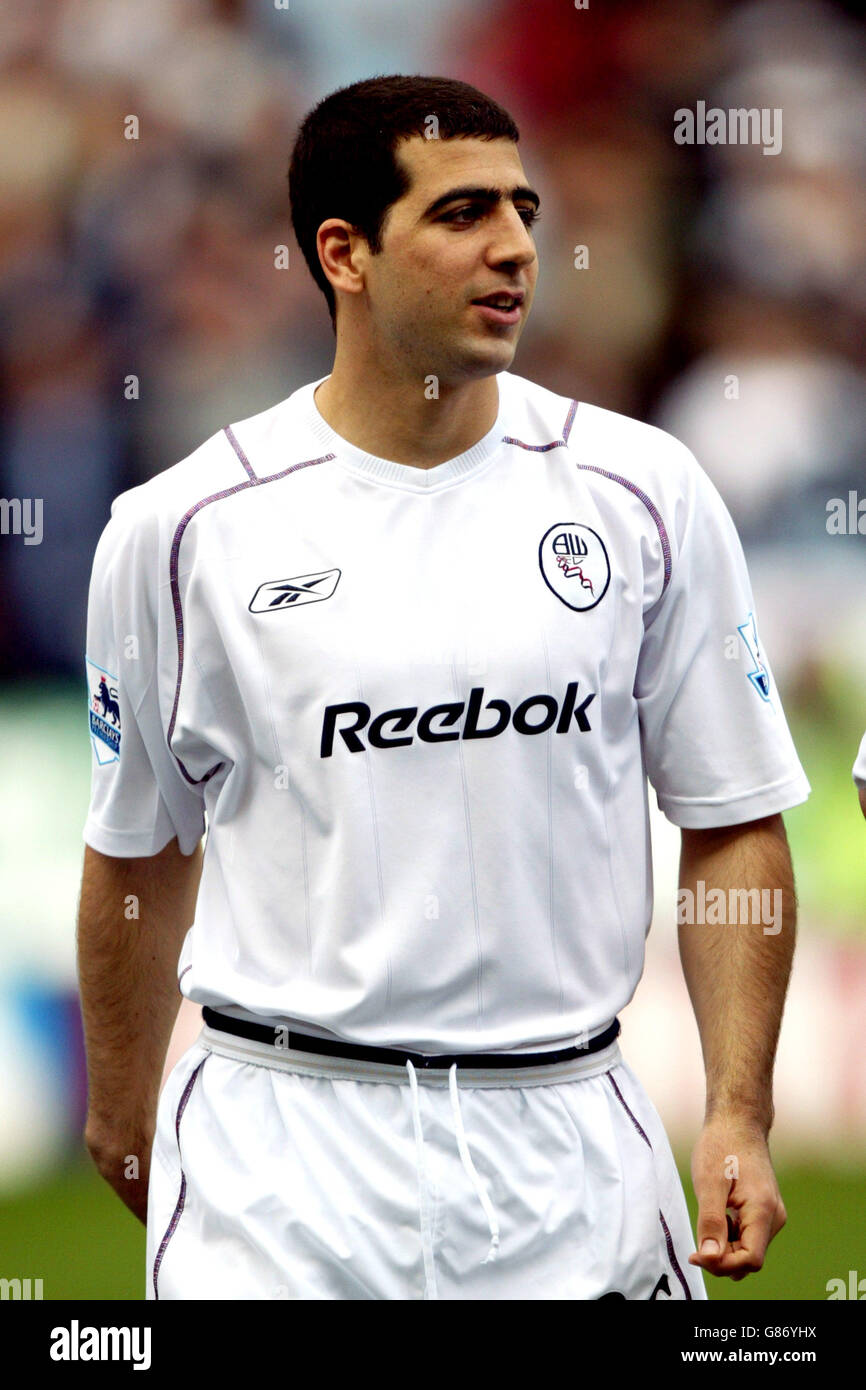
top-left (444, 206), bottom-right (541, 226)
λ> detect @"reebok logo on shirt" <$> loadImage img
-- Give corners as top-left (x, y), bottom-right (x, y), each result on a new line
top-left (249, 569), bottom-right (341, 612)
top-left (320, 682), bottom-right (596, 757)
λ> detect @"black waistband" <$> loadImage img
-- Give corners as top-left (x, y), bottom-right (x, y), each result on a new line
top-left (201, 1006), bottom-right (621, 1070)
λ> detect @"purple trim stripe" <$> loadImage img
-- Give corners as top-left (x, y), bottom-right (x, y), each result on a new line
top-left (575, 464), bottom-right (672, 596)
top-left (223, 424), bottom-right (258, 481)
top-left (501, 435), bottom-right (563, 453)
top-left (606, 1072), bottom-right (693, 1301)
top-left (167, 434), bottom-right (335, 785)
top-left (606, 1072), bottom-right (653, 1149)
top-left (152, 1055), bottom-right (208, 1300)
top-left (503, 399), bottom-right (578, 454)
top-left (658, 1206), bottom-right (693, 1302)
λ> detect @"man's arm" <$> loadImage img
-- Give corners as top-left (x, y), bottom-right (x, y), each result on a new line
top-left (77, 836), bottom-right (203, 1224)
top-left (677, 812), bottom-right (794, 1281)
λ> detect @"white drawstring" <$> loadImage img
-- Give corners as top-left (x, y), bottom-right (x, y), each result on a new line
top-left (405, 1059), bottom-right (501, 1291)
top-left (406, 1060), bottom-right (439, 1299)
top-left (448, 1063), bottom-right (500, 1263)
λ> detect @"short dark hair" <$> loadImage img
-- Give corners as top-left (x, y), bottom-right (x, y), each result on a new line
top-left (288, 75), bottom-right (521, 331)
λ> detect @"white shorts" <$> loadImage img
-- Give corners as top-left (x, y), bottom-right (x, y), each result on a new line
top-left (146, 1021), bottom-right (707, 1301)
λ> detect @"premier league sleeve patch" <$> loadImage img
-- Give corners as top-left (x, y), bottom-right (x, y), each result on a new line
top-left (737, 613), bottom-right (771, 702)
top-left (86, 657), bottom-right (122, 763)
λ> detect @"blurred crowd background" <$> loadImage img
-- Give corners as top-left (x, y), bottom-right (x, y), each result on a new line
top-left (1, 0), bottom-right (864, 1298)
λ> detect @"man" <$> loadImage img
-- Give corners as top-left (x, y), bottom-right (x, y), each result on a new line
top-left (854, 732), bottom-right (866, 819)
top-left (856, 733), bottom-right (866, 817)
top-left (78, 75), bottom-right (809, 1301)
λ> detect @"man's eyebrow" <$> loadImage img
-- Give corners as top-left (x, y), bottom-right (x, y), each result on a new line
top-left (421, 185), bottom-right (541, 219)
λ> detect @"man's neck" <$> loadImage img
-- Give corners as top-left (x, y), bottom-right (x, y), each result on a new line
top-left (313, 360), bottom-right (501, 470)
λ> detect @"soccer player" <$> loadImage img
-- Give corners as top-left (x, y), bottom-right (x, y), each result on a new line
top-left (854, 732), bottom-right (866, 819)
top-left (77, 75), bottom-right (809, 1300)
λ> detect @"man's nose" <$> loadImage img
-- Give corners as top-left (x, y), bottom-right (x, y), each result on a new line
top-left (488, 205), bottom-right (537, 262)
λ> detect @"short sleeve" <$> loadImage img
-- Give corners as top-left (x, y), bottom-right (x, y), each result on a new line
top-left (83, 499), bottom-right (206, 857)
top-left (635, 450), bottom-right (810, 828)
top-left (853, 731), bottom-right (866, 789)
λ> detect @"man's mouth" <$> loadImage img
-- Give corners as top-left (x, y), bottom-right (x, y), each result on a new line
top-left (471, 290), bottom-right (525, 310)
top-left (470, 290), bottom-right (525, 324)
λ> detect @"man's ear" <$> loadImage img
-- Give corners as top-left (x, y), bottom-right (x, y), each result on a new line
top-left (317, 219), bottom-right (368, 305)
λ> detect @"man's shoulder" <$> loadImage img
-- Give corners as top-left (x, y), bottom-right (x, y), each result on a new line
top-left (502, 371), bottom-right (700, 496)
top-left (107, 432), bottom-right (236, 533)
top-left (572, 397), bottom-right (700, 492)
top-left (106, 382), bottom-right (320, 539)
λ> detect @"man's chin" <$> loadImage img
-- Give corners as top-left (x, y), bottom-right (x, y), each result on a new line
top-left (448, 334), bottom-right (519, 379)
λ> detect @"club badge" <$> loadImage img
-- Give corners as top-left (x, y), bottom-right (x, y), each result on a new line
top-left (539, 523), bottom-right (610, 612)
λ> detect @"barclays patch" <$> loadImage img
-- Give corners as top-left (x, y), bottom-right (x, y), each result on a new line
top-left (86, 657), bottom-right (121, 763)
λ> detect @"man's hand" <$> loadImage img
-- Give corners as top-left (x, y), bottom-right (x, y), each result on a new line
top-left (689, 1113), bottom-right (787, 1280)
top-left (85, 1117), bottom-right (153, 1225)
top-left (678, 814), bottom-right (795, 1281)
top-left (77, 837), bottom-right (203, 1225)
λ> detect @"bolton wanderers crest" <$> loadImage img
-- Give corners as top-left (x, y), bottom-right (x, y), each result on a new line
top-left (539, 522), bottom-right (610, 612)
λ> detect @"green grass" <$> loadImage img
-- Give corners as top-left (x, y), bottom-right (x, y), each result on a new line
top-left (0, 1155), bottom-right (145, 1301)
top-left (682, 1162), bottom-right (864, 1301)
top-left (0, 1153), bottom-right (862, 1300)
top-left (784, 670), bottom-right (866, 935)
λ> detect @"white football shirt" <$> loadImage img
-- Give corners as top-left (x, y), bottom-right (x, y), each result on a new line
top-left (83, 370), bottom-right (810, 1052)
top-left (854, 732), bottom-right (866, 789)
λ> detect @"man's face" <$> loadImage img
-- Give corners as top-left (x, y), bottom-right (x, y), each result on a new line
top-left (357, 135), bottom-right (539, 381)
